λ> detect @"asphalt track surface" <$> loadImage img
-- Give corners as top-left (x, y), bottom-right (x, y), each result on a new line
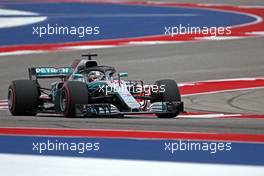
top-left (0, 0), bottom-right (264, 134)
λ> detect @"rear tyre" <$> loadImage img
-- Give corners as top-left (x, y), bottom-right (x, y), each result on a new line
top-left (152, 79), bottom-right (181, 118)
top-left (60, 81), bottom-right (89, 117)
top-left (8, 80), bottom-right (39, 116)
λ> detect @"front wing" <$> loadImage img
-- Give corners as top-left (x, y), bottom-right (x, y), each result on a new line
top-left (74, 101), bottom-right (184, 117)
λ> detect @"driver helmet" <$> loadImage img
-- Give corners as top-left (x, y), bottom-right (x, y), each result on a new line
top-left (88, 71), bottom-right (101, 82)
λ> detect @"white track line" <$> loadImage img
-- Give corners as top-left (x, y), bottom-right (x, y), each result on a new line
top-left (182, 86), bottom-right (264, 97)
top-left (0, 50), bottom-right (46, 56)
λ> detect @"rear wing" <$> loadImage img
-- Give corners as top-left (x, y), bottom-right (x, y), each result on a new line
top-left (28, 67), bottom-right (73, 80)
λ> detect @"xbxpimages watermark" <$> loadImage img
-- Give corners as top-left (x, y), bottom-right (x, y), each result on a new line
top-left (32, 24), bottom-right (100, 38)
top-left (164, 24), bottom-right (232, 37)
top-left (98, 83), bottom-right (166, 95)
top-left (164, 140), bottom-right (232, 154)
top-left (32, 139), bottom-right (100, 154)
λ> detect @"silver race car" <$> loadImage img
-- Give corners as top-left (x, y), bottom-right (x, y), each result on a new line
top-left (8, 54), bottom-right (183, 118)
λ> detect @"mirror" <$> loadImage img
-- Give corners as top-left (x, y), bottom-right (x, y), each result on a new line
top-left (118, 72), bottom-right (128, 78)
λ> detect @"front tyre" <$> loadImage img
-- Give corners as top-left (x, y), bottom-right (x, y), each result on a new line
top-left (8, 80), bottom-right (39, 116)
top-left (152, 79), bottom-right (181, 118)
top-left (60, 81), bottom-right (89, 117)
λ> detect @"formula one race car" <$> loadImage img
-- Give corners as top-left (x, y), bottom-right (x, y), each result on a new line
top-left (8, 54), bottom-right (183, 118)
